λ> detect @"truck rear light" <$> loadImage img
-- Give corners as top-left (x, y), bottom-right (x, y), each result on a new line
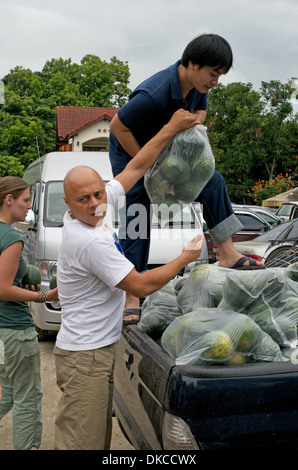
top-left (245, 254), bottom-right (263, 262)
top-left (162, 412), bottom-right (200, 450)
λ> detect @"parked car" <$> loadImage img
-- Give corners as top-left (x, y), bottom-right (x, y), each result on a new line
top-left (275, 202), bottom-right (298, 221)
top-left (233, 219), bottom-right (298, 265)
top-left (203, 205), bottom-right (273, 263)
top-left (16, 151), bottom-right (207, 339)
top-left (232, 204), bottom-right (283, 227)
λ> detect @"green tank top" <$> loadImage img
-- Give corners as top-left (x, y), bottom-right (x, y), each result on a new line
top-left (0, 222), bottom-right (34, 329)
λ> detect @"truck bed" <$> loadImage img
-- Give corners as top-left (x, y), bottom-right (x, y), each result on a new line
top-left (113, 324), bottom-right (298, 450)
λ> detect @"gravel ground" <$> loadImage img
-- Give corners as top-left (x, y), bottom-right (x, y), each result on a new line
top-left (0, 337), bottom-right (134, 451)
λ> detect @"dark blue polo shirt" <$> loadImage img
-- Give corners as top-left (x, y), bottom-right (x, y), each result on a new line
top-left (109, 60), bottom-right (208, 168)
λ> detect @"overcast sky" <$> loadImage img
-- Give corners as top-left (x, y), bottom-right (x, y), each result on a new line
top-left (0, 0), bottom-right (298, 101)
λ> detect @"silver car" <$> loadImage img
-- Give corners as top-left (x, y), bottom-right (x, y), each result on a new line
top-left (275, 202), bottom-right (298, 221)
top-left (233, 219), bottom-right (298, 266)
top-left (232, 204), bottom-right (283, 227)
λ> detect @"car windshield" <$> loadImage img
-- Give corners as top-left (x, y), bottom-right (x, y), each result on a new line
top-left (253, 220), bottom-right (298, 242)
top-left (255, 211), bottom-right (278, 225)
top-left (276, 204), bottom-right (296, 216)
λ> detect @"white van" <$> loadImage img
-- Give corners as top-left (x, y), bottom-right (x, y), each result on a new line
top-left (16, 151), bottom-right (207, 339)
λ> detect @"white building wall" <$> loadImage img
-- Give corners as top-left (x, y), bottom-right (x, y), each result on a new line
top-left (70, 118), bottom-right (111, 151)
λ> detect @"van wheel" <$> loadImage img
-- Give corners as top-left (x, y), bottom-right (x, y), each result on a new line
top-left (35, 326), bottom-right (49, 341)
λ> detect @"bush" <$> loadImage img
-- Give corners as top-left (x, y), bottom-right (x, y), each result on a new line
top-left (0, 155), bottom-right (24, 178)
top-left (247, 173), bottom-right (294, 205)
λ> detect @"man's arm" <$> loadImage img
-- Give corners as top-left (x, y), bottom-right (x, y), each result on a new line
top-left (194, 109), bottom-right (207, 124)
top-left (116, 234), bottom-right (203, 297)
top-left (114, 109), bottom-right (200, 194)
top-left (110, 114), bottom-right (141, 158)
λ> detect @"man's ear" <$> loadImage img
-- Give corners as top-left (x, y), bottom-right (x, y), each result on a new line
top-left (63, 195), bottom-right (70, 209)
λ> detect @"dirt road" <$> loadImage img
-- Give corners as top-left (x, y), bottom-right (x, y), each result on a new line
top-left (0, 337), bottom-right (134, 450)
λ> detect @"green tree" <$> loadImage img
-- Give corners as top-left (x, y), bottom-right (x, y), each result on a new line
top-left (0, 55), bottom-right (131, 173)
top-left (1, 120), bottom-right (46, 168)
top-left (206, 82), bottom-right (265, 202)
top-left (0, 156), bottom-right (24, 178)
top-left (206, 80), bottom-right (298, 203)
top-left (259, 79), bottom-right (297, 179)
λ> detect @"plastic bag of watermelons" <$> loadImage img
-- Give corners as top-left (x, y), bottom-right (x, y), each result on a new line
top-left (138, 280), bottom-right (182, 340)
top-left (218, 268), bottom-right (298, 348)
top-left (161, 308), bottom-right (284, 366)
top-left (176, 264), bottom-right (230, 313)
top-left (285, 262), bottom-right (298, 283)
top-left (218, 269), bottom-right (282, 311)
top-left (243, 271), bottom-right (298, 348)
top-left (144, 125), bottom-right (215, 224)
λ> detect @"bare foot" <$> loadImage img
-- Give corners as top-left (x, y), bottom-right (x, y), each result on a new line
top-left (123, 308), bottom-right (141, 324)
top-left (219, 254), bottom-right (264, 269)
top-left (217, 238), bottom-right (263, 269)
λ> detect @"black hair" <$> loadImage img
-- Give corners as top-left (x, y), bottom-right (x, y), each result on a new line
top-left (181, 34), bottom-right (233, 73)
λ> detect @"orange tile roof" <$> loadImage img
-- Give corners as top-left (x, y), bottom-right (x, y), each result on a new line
top-left (56, 106), bottom-right (118, 143)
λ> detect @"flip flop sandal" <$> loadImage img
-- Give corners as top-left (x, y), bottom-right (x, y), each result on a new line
top-left (233, 256), bottom-right (265, 270)
top-left (123, 308), bottom-right (141, 325)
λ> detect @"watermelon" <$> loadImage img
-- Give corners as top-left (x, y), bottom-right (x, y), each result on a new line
top-left (146, 172), bottom-right (171, 197)
top-left (192, 151), bottom-right (215, 181)
top-left (200, 330), bottom-right (234, 361)
top-left (285, 263), bottom-right (298, 282)
top-left (22, 264), bottom-right (42, 289)
top-left (50, 274), bottom-right (57, 289)
top-left (173, 180), bottom-right (200, 202)
top-left (229, 352), bottom-right (247, 365)
top-left (226, 314), bottom-right (261, 352)
top-left (174, 128), bottom-right (206, 158)
top-left (161, 153), bottom-right (191, 183)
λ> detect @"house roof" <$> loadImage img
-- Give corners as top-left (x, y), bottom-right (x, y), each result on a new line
top-left (56, 106), bottom-right (118, 144)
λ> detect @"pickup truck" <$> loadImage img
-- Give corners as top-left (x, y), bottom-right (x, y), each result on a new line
top-left (113, 266), bottom-right (298, 450)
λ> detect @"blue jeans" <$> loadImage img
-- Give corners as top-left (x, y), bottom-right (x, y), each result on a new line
top-left (195, 170), bottom-right (243, 245)
top-left (112, 166), bottom-right (243, 272)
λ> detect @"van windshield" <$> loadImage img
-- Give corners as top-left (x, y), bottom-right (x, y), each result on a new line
top-left (44, 181), bottom-right (196, 228)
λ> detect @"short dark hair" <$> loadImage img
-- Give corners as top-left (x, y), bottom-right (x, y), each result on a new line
top-left (181, 34), bottom-right (233, 73)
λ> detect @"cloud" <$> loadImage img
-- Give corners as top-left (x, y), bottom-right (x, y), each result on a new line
top-left (0, 0), bottom-right (297, 103)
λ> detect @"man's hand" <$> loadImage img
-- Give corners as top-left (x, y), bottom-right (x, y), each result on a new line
top-left (166, 109), bottom-right (201, 135)
top-left (183, 233), bottom-right (204, 262)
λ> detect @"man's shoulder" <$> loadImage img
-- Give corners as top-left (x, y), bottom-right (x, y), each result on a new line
top-left (131, 61), bottom-right (180, 99)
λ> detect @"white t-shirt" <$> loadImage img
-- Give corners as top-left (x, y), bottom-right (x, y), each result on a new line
top-left (55, 179), bottom-right (134, 351)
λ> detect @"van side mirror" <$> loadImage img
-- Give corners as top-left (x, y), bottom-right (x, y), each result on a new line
top-left (16, 209), bottom-right (35, 231)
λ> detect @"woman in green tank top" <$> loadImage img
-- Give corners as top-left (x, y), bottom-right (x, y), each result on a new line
top-left (0, 176), bottom-right (58, 450)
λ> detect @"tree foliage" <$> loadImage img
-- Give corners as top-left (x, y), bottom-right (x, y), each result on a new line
top-left (206, 79), bottom-right (298, 202)
top-left (0, 55), bottom-right (131, 168)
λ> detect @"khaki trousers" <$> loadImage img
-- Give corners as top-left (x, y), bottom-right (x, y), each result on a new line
top-left (54, 343), bottom-right (116, 450)
top-left (0, 327), bottom-right (42, 450)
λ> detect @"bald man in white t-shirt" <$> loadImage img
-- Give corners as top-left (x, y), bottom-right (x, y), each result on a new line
top-left (54, 109), bottom-right (204, 450)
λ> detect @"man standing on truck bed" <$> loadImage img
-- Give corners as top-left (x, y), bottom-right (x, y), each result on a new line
top-left (109, 33), bottom-right (263, 324)
top-left (54, 109), bottom-right (204, 450)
